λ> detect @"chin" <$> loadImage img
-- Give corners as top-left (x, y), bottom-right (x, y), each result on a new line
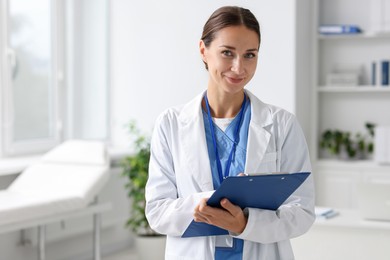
top-left (224, 81), bottom-right (248, 92)
top-left (222, 85), bottom-right (246, 95)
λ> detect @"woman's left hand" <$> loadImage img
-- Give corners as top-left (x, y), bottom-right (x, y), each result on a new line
top-left (193, 198), bottom-right (248, 234)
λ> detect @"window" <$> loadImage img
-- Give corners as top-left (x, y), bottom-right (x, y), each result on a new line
top-left (0, 0), bottom-right (109, 157)
top-left (1, 0), bottom-right (62, 155)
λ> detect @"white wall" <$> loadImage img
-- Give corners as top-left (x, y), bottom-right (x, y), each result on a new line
top-left (66, 0), bottom-right (109, 140)
top-left (110, 0), bottom-right (299, 148)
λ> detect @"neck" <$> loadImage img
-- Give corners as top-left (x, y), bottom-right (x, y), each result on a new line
top-left (203, 89), bottom-right (245, 118)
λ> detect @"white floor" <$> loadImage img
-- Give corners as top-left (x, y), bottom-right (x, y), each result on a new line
top-left (103, 249), bottom-right (138, 260)
top-left (103, 236), bottom-right (166, 260)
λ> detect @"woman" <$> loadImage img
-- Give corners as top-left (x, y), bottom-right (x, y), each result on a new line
top-left (145, 6), bottom-right (315, 260)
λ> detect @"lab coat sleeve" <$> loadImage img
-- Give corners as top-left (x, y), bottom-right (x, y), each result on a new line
top-left (234, 114), bottom-right (315, 243)
top-left (145, 113), bottom-right (214, 237)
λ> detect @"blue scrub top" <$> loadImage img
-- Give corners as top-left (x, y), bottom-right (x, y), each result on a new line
top-left (202, 96), bottom-right (251, 260)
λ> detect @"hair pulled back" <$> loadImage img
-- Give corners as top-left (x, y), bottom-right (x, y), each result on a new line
top-left (201, 6), bottom-right (261, 48)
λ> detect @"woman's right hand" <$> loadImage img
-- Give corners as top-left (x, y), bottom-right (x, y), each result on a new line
top-left (193, 197), bottom-right (247, 234)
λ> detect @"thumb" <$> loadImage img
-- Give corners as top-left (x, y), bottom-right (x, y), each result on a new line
top-left (220, 198), bottom-right (241, 215)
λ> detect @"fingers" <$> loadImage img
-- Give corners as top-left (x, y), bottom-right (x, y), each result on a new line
top-left (220, 198), bottom-right (241, 217)
top-left (194, 212), bottom-right (209, 223)
top-left (220, 199), bottom-right (247, 233)
top-left (194, 198), bottom-right (213, 223)
top-left (194, 198), bottom-right (229, 224)
top-left (193, 198), bottom-right (247, 233)
top-left (195, 198), bottom-right (239, 220)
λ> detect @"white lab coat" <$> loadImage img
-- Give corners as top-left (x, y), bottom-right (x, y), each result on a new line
top-left (145, 90), bottom-right (315, 260)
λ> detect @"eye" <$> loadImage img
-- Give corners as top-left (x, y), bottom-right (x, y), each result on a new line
top-left (244, 52), bottom-right (256, 59)
top-left (221, 50), bottom-right (233, 57)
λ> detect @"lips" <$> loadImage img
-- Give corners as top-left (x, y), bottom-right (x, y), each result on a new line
top-left (225, 76), bottom-right (245, 84)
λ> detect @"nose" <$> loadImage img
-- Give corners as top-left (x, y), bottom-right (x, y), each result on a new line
top-left (231, 57), bottom-right (244, 74)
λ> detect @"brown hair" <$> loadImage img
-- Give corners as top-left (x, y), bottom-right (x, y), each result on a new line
top-left (201, 6), bottom-right (261, 69)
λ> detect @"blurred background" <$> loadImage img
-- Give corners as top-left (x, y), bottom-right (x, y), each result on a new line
top-left (1, 0), bottom-right (390, 259)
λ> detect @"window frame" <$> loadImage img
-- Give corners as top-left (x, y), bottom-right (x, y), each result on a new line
top-left (0, 0), bottom-right (110, 157)
top-left (0, 0), bottom-right (64, 156)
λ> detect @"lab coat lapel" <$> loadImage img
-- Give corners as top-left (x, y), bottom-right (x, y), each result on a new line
top-left (178, 90), bottom-right (274, 189)
top-left (244, 90), bottom-right (273, 173)
top-left (179, 92), bottom-right (214, 192)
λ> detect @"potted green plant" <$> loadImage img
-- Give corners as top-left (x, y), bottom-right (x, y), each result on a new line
top-left (319, 122), bottom-right (375, 160)
top-left (121, 121), bottom-right (165, 259)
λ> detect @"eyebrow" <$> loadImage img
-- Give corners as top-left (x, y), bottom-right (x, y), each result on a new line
top-left (219, 45), bottom-right (259, 52)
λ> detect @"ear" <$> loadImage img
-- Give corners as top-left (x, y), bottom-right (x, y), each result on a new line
top-left (199, 40), bottom-right (207, 63)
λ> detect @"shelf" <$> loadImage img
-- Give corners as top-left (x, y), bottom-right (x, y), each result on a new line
top-left (315, 159), bottom-right (390, 170)
top-left (318, 32), bottom-right (390, 40)
top-left (314, 208), bottom-right (390, 231)
top-left (317, 86), bottom-right (390, 93)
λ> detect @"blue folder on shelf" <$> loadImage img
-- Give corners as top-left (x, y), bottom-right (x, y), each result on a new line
top-left (181, 172), bottom-right (311, 238)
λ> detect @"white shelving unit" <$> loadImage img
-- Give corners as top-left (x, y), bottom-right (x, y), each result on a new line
top-left (312, 0), bottom-right (390, 208)
top-left (318, 86), bottom-right (390, 93)
top-left (318, 32), bottom-right (390, 40)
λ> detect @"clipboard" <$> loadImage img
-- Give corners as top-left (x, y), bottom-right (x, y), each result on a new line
top-left (181, 171), bottom-right (311, 238)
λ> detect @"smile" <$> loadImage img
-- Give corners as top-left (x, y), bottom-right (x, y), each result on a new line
top-left (225, 76), bottom-right (245, 84)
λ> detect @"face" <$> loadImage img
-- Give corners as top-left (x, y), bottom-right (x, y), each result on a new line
top-left (200, 25), bottom-right (259, 95)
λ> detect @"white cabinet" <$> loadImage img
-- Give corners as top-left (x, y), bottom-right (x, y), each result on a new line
top-left (292, 209), bottom-right (390, 260)
top-left (315, 166), bottom-right (360, 208)
top-left (312, 0), bottom-right (390, 208)
top-left (314, 160), bottom-right (390, 208)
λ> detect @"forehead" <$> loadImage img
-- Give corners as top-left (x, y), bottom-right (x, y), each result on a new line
top-left (211, 25), bottom-right (259, 49)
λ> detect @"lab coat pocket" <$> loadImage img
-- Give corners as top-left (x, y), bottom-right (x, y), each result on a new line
top-left (256, 152), bottom-right (277, 173)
